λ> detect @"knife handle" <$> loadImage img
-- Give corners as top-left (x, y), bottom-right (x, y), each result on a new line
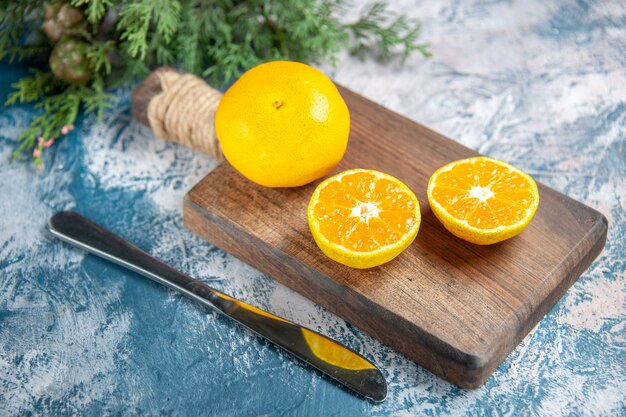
top-left (47, 211), bottom-right (387, 402)
top-left (48, 210), bottom-right (226, 310)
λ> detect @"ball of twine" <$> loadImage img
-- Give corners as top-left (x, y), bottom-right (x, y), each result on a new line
top-left (147, 69), bottom-right (223, 160)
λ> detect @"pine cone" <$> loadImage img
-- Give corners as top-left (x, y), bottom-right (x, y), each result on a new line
top-left (49, 38), bottom-right (92, 84)
top-left (42, 2), bottom-right (85, 42)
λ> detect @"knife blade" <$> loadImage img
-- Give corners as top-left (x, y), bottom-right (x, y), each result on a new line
top-left (47, 211), bottom-right (387, 402)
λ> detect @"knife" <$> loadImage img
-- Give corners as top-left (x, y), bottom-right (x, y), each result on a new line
top-left (47, 211), bottom-right (387, 402)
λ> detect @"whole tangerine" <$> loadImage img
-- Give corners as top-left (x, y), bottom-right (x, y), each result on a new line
top-left (215, 61), bottom-right (350, 187)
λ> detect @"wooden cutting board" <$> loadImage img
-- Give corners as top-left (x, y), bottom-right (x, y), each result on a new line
top-left (133, 73), bottom-right (607, 388)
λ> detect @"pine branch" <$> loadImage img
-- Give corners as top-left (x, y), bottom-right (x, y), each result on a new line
top-left (5, 71), bottom-right (58, 106)
top-left (86, 40), bottom-right (115, 74)
top-left (6, 71), bottom-right (116, 163)
top-left (117, 0), bottom-right (181, 60)
top-left (345, 1), bottom-right (431, 61)
top-left (0, 1), bottom-right (47, 63)
top-left (70, 0), bottom-right (114, 25)
top-left (2, 0), bottom-right (431, 171)
top-left (176, 0), bottom-right (202, 74)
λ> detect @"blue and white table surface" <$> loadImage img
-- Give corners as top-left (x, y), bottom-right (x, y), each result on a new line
top-left (1, 1), bottom-right (624, 415)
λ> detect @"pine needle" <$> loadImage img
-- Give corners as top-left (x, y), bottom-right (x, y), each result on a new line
top-left (1, 0), bottom-right (430, 168)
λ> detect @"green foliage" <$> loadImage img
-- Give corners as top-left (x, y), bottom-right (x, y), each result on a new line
top-left (1, 0), bottom-right (430, 170)
top-left (6, 70), bottom-right (115, 162)
top-left (118, 0), bottom-right (182, 61)
top-left (86, 40), bottom-right (115, 74)
top-left (346, 2), bottom-right (431, 61)
top-left (0, 1), bottom-right (47, 63)
top-left (114, 0), bottom-right (431, 86)
top-left (70, 0), bottom-right (113, 26)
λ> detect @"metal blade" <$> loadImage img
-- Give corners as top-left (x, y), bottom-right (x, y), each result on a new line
top-left (48, 211), bottom-right (387, 402)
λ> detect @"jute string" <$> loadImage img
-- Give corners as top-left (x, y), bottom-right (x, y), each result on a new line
top-left (147, 70), bottom-right (223, 160)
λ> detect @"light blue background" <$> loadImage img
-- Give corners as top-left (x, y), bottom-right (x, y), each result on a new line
top-left (1, 1), bottom-right (624, 415)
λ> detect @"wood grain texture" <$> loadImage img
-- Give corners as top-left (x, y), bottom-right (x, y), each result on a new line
top-left (132, 75), bottom-right (607, 388)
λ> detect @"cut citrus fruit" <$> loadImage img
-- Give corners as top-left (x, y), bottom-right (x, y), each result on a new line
top-left (215, 61), bottom-right (350, 187)
top-left (427, 156), bottom-right (539, 245)
top-left (308, 169), bottom-right (421, 269)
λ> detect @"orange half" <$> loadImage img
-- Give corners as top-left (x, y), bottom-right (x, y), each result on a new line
top-left (427, 156), bottom-right (540, 245)
top-left (308, 169), bottom-right (421, 268)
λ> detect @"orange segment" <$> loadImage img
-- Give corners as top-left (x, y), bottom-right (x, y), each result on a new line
top-left (308, 169), bottom-right (421, 269)
top-left (427, 156), bottom-right (540, 245)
